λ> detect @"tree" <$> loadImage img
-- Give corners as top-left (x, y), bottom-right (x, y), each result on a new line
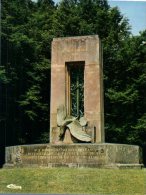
top-left (1, 0), bottom-right (36, 145)
top-left (2, 0), bottom-right (146, 148)
top-left (17, 0), bottom-right (56, 143)
top-left (126, 30), bottom-right (146, 146)
top-left (1, 0), bottom-right (55, 145)
top-left (104, 29), bottom-right (146, 146)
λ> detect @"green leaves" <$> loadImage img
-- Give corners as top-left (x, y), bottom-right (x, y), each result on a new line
top-left (2, 0), bottom-right (146, 146)
top-left (0, 67), bottom-right (9, 84)
top-left (19, 86), bottom-right (45, 120)
top-left (106, 88), bottom-right (139, 105)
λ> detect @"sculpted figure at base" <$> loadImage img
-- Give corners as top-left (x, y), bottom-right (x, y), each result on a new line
top-left (52, 105), bottom-right (95, 144)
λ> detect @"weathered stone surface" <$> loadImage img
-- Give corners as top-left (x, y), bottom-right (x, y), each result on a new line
top-left (85, 126), bottom-right (96, 143)
top-left (79, 117), bottom-right (87, 126)
top-left (51, 127), bottom-right (61, 144)
top-left (63, 129), bottom-right (74, 144)
top-left (4, 144), bottom-right (143, 168)
top-left (67, 120), bottom-right (91, 142)
top-left (50, 35), bottom-right (104, 143)
top-left (57, 104), bottom-right (67, 126)
top-left (56, 104), bottom-right (90, 142)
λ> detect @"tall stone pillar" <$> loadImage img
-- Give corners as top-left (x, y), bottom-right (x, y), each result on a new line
top-left (50, 35), bottom-right (104, 143)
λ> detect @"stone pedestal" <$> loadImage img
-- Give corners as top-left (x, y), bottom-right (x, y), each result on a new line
top-left (4, 144), bottom-right (143, 169)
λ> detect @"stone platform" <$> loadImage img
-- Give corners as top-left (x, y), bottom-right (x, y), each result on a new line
top-left (4, 143), bottom-right (143, 169)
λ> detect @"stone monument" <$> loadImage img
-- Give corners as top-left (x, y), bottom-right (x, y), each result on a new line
top-left (50, 35), bottom-right (104, 144)
top-left (4, 35), bottom-right (143, 168)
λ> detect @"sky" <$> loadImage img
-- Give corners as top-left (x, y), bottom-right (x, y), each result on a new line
top-left (108, 0), bottom-right (146, 35)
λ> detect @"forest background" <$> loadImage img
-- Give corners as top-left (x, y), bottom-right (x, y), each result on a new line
top-left (1, 0), bottom-right (146, 165)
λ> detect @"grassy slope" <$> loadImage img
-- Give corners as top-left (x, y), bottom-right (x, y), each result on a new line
top-left (0, 168), bottom-right (145, 194)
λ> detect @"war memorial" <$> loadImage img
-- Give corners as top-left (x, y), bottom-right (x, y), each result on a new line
top-left (5, 35), bottom-right (143, 168)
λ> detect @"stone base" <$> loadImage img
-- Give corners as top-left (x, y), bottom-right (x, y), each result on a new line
top-left (4, 143), bottom-right (143, 169)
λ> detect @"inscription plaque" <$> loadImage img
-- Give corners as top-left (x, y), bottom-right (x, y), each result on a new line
top-left (5, 143), bottom-right (143, 168)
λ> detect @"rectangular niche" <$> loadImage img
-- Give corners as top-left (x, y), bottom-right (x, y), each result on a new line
top-left (65, 61), bottom-right (85, 117)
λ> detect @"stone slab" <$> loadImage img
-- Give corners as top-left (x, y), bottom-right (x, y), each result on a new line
top-left (4, 143), bottom-right (143, 169)
top-left (50, 35), bottom-right (104, 143)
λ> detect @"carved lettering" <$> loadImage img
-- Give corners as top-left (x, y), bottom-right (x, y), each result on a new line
top-left (23, 147), bottom-right (106, 164)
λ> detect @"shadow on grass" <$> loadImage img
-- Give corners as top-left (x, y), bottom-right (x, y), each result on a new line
top-left (142, 144), bottom-right (146, 167)
top-left (0, 146), bottom-right (5, 168)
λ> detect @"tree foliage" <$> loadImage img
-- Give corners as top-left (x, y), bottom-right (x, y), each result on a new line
top-left (1, 0), bottom-right (146, 147)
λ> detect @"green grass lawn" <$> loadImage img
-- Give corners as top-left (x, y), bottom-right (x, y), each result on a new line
top-left (0, 167), bottom-right (145, 194)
